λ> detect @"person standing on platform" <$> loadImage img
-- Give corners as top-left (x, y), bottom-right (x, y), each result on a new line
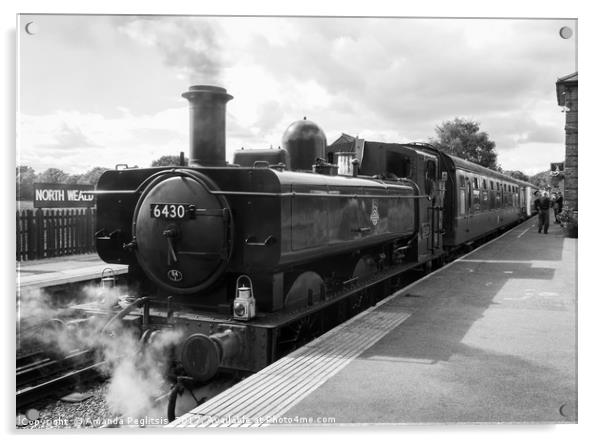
top-left (555, 192), bottom-right (564, 223)
top-left (538, 191), bottom-right (551, 234)
top-left (534, 190), bottom-right (541, 214)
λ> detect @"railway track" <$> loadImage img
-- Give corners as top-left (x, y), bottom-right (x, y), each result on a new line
top-left (16, 349), bottom-right (105, 409)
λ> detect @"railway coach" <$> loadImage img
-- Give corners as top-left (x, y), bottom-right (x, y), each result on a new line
top-left (326, 138), bottom-right (535, 252)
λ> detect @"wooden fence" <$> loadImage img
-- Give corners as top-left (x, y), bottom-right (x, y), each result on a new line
top-left (16, 208), bottom-right (96, 261)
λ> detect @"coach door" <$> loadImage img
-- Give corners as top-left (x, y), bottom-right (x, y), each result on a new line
top-left (425, 157), bottom-right (443, 252)
top-left (466, 176), bottom-right (473, 235)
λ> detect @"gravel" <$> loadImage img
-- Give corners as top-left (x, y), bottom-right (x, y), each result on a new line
top-left (16, 383), bottom-right (118, 429)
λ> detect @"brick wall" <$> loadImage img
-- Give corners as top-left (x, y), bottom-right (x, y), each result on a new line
top-left (563, 86), bottom-right (578, 211)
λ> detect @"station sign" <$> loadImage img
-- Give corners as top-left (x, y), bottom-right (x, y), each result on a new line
top-left (550, 162), bottom-right (565, 175)
top-left (33, 183), bottom-right (95, 208)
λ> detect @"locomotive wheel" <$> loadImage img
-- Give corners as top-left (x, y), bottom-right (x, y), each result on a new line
top-left (432, 256), bottom-right (445, 269)
top-left (349, 290), bottom-right (371, 316)
top-left (423, 260), bottom-right (433, 274)
top-left (276, 314), bottom-right (321, 356)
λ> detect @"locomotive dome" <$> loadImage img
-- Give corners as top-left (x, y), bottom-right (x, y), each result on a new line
top-left (282, 118), bottom-right (327, 171)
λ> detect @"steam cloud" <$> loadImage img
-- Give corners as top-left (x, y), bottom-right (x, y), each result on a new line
top-left (121, 18), bottom-right (224, 84)
top-left (17, 285), bottom-right (182, 420)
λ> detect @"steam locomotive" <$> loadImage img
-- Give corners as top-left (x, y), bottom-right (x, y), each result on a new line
top-left (93, 85), bottom-right (534, 384)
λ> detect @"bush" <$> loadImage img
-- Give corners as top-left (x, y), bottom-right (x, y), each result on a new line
top-left (558, 209), bottom-right (578, 238)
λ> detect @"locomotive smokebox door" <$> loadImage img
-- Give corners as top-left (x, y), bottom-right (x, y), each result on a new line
top-left (133, 170), bottom-right (232, 294)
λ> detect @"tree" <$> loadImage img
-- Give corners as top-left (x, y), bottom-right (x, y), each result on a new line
top-left (151, 155), bottom-right (188, 167)
top-left (529, 171), bottom-right (551, 189)
top-left (505, 170), bottom-right (530, 182)
top-left (64, 174), bottom-right (83, 185)
top-left (16, 166), bottom-right (36, 200)
top-left (79, 167), bottom-right (110, 185)
top-left (430, 118), bottom-right (498, 170)
top-left (37, 168), bottom-right (68, 184)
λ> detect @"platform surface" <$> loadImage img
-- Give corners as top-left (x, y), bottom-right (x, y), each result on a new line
top-left (169, 219), bottom-right (576, 427)
top-left (16, 254), bottom-right (127, 289)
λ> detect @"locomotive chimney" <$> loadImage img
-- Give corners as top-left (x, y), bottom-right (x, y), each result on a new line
top-left (182, 85), bottom-right (233, 167)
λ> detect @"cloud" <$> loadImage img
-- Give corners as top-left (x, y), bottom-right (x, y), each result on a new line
top-left (498, 142), bottom-right (565, 176)
top-left (37, 122), bottom-right (101, 150)
top-left (215, 18), bottom-right (572, 158)
top-left (516, 123), bottom-right (564, 144)
top-left (19, 108), bottom-right (189, 173)
top-left (120, 17), bottom-right (224, 84)
top-left (19, 16), bottom-right (576, 176)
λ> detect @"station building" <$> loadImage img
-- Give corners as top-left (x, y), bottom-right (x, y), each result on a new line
top-left (555, 72), bottom-right (578, 213)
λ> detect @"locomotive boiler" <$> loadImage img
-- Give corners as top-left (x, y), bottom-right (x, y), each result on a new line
top-left (94, 85), bottom-right (427, 383)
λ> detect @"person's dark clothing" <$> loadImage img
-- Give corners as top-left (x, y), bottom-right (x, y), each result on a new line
top-left (539, 209), bottom-right (550, 233)
top-left (537, 196), bottom-right (551, 233)
top-left (553, 195), bottom-right (563, 223)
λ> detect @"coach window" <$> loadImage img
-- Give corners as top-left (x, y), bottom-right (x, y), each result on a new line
top-left (424, 159), bottom-right (437, 195)
top-left (472, 179), bottom-right (480, 210)
top-left (458, 175), bottom-right (466, 215)
top-left (467, 178), bottom-right (472, 211)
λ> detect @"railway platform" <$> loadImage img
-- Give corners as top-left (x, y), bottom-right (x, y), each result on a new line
top-left (17, 254), bottom-right (127, 290)
top-left (169, 219), bottom-right (577, 426)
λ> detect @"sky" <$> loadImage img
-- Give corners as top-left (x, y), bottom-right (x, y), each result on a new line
top-left (17, 15), bottom-right (577, 176)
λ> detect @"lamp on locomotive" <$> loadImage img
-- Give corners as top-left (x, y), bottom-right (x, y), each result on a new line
top-left (233, 275), bottom-right (256, 321)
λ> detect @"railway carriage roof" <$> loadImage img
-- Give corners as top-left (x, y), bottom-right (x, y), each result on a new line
top-left (334, 138), bottom-right (533, 188)
top-left (404, 142), bottom-right (533, 188)
top-left (446, 154), bottom-right (532, 188)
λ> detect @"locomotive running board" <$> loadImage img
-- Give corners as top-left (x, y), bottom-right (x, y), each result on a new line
top-left (71, 258), bottom-right (433, 332)
top-left (250, 258), bottom-right (441, 330)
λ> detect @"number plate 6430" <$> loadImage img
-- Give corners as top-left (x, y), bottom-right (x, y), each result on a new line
top-left (150, 203), bottom-right (192, 220)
